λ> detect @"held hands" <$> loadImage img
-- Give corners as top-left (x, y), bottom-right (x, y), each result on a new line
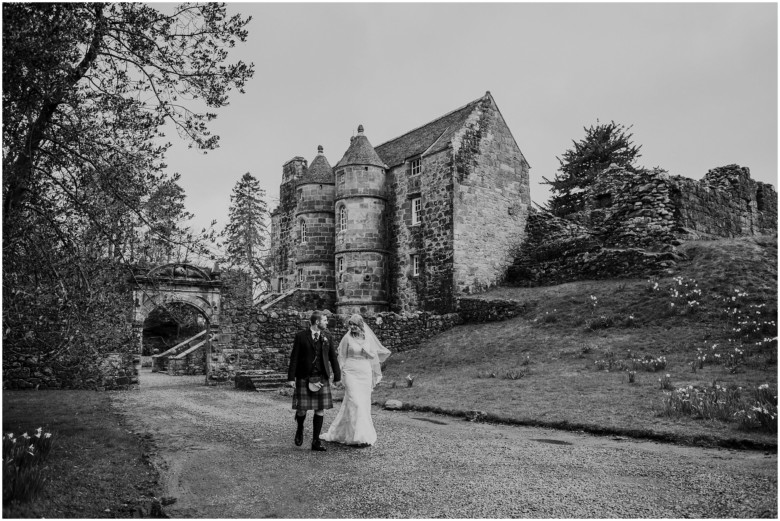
top-left (287, 380), bottom-right (296, 388)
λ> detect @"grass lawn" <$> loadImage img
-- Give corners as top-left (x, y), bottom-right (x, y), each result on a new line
top-left (2, 391), bottom-right (161, 518)
top-left (374, 237), bottom-right (778, 449)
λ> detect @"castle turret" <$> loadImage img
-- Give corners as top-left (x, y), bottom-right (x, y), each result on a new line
top-left (334, 125), bottom-right (389, 315)
top-left (295, 146), bottom-right (336, 298)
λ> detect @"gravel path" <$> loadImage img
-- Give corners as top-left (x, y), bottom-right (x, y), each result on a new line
top-left (111, 370), bottom-right (777, 518)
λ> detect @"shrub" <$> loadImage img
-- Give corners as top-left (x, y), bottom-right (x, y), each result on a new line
top-left (585, 314), bottom-right (614, 331)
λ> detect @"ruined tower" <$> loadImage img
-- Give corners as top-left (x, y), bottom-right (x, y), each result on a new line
top-left (269, 156), bottom-right (307, 291)
top-left (334, 125), bottom-right (389, 314)
top-left (294, 146), bottom-right (336, 301)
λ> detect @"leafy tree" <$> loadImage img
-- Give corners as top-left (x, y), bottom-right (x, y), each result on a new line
top-left (2, 3), bottom-right (253, 385)
top-left (543, 121), bottom-right (642, 216)
top-left (223, 172), bottom-right (270, 300)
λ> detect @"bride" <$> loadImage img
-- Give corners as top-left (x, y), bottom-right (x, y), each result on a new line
top-left (320, 314), bottom-right (391, 447)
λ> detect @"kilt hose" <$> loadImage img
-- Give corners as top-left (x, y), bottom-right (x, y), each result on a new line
top-left (292, 378), bottom-right (333, 411)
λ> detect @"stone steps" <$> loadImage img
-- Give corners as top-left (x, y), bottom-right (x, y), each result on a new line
top-left (234, 370), bottom-right (288, 391)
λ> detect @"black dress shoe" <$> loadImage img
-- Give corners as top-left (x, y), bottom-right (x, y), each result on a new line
top-left (311, 440), bottom-right (327, 451)
top-left (294, 430), bottom-right (303, 446)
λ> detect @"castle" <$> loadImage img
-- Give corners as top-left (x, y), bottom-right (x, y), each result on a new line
top-left (269, 92), bottom-right (531, 315)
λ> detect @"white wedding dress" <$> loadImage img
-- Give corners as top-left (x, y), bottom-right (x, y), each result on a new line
top-left (320, 334), bottom-right (378, 446)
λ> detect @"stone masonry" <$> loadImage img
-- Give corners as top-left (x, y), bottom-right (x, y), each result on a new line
top-left (269, 92), bottom-right (530, 314)
top-left (509, 164), bottom-right (776, 286)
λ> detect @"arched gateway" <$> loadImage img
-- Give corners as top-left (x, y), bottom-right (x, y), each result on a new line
top-left (131, 263), bottom-right (222, 379)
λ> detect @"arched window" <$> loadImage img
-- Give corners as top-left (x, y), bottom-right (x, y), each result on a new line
top-left (300, 219), bottom-right (307, 243)
top-left (339, 206), bottom-right (347, 232)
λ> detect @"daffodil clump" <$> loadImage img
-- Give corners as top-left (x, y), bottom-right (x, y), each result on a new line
top-left (661, 383), bottom-right (777, 432)
top-left (3, 427), bottom-right (55, 504)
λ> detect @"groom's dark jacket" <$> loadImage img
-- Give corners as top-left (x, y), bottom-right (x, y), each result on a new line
top-left (287, 329), bottom-right (341, 383)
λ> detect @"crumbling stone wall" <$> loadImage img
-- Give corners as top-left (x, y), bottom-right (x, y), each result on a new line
top-left (672, 165), bottom-right (777, 238)
top-left (575, 164), bottom-right (775, 245)
top-left (574, 166), bottom-right (678, 248)
top-left (509, 164), bottom-right (775, 287)
top-left (507, 209), bottom-right (682, 286)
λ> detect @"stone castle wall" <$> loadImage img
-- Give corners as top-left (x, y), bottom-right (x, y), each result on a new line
top-left (452, 96), bottom-right (530, 296)
top-left (386, 148), bottom-right (459, 314)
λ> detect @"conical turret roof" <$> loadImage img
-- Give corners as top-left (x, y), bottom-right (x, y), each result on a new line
top-left (335, 125), bottom-right (387, 169)
top-left (298, 145), bottom-right (334, 184)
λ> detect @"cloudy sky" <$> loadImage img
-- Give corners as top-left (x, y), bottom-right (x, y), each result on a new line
top-left (158, 2), bottom-right (778, 235)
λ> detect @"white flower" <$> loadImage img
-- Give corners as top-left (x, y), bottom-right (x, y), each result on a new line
top-left (44, 433), bottom-right (52, 439)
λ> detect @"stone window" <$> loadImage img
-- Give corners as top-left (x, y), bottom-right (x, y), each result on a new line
top-left (300, 219), bottom-right (307, 243)
top-left (410, 158), bottom-right (422, 176)
top-left (411, 197), bottom-right (421, 225)
top-left (297, 269), bottom-right (303, 284)
top-left (338, 256), bottom-right (344, 273)
top-left (339, 206), bottom-right (347, 232)
top-left (411, 254), bottom-right (420, 277)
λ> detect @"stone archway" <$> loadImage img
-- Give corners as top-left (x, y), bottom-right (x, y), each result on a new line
top-left (130, 263), bottom-right (222, 380)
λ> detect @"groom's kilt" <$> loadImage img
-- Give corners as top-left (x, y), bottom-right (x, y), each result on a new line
top-left (292, 378), bottom-right (333, 411)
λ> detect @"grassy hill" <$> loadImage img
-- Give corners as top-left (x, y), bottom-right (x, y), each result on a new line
top-left (374, 236), bottom-right (778, 448)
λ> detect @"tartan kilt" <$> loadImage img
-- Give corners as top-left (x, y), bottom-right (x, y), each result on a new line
top-left (292, 378), bottom-right (333, 411)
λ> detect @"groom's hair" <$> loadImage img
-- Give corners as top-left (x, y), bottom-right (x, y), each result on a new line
top-left (309, 310), bottom-right (323, 325)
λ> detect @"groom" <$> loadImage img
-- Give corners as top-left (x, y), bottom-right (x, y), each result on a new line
top-left (287, 310), bottom-right (341, 451)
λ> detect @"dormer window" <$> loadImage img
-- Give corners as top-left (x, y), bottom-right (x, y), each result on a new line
top-left (410, 158), bottom-right (422, 176)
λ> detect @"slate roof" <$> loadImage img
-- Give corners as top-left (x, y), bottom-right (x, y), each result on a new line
top-left (374, 94), bottom-right (485, 169)
top-left (298, 145), bottom-right (334, 184)
top-left (334, 125), bottom-right (387, 169)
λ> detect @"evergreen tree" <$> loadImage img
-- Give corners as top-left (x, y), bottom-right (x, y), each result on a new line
top-left (223, 173), bottom-right (270, 299)
top-left (543, 121), bottom-right (642, 216)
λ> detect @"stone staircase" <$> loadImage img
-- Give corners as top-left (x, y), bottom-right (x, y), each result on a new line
top-left (234, 369), bottom-right (288, 392)
top-left (152, 330), bottom-right (212, 374)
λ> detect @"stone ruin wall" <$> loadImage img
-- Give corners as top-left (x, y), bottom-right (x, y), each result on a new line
top-left (671, 165), bottom-right (777, 238)
top-left (509, 164), bottom-right (776, 287)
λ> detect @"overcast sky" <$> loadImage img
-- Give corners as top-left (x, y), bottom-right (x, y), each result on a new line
top-left (158, 2), bottom-right (778, 236)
